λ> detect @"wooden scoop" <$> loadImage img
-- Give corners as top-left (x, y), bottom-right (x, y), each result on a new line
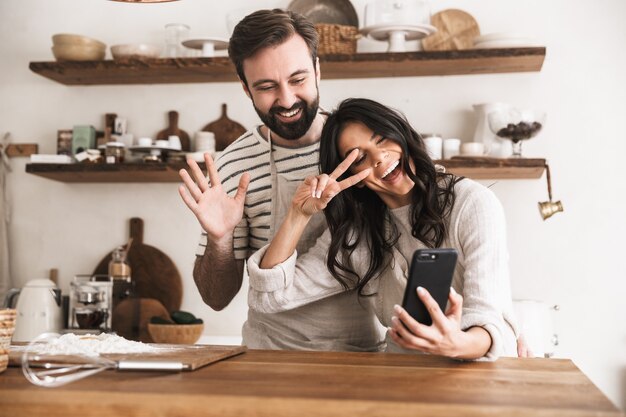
top-left (202, 103), bottom-right (246, 152)
top-left (156, 110), bottom-right (191, 151)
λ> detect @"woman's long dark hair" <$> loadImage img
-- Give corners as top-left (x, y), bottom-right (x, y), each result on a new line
top-left (319, 98), bottom-right (461, 295)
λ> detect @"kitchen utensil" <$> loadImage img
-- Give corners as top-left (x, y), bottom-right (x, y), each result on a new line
top-left (148, 323), bottom-right (204, 344)
top-left (488, 108), bottom-right (546, 157)
top-left (52, 33), bottom-right (106, 49)
top-left (93, 218), bottom-right (183, 314)
top-left (163, 23), bottom-right (190, 58)
top-left (202, 104), bottom-right (246, 151)
top-left (472, 103), bottom-right (512, 157)
top-left (181, 38), bottom-right (229, 57)
top-left (287, 0), bottom-right (358, 26)
top-left (68, 275), bottom-right (113, 332)
top-left (51, 44), bottom-right (106, 61)
top-left (156, 111), bottom-right (190, 151)
top-left (110, 43), bottom-right (161, 60)
top-left (360, 24), bottom-right (437, 52)
top-left (422, 9), bottom-right (480, 51)
top-left (538, 163), bottom-right (564, 220)
top-left (112, 298), bottom-right (170, 342)
top-left (18, 332), bottom-right (247, 387)
top-left (4, 279), bottom-right (62, 342)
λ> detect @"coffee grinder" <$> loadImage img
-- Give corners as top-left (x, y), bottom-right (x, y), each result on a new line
top-left (69, 275), bottom-right (113, 332)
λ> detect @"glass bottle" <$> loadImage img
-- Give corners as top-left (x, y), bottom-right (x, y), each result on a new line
top-left (108, 246), bottom-right (133, 311)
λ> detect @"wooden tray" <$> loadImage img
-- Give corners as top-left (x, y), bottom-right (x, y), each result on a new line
top-left (8, 344), bottom-right (246, 371)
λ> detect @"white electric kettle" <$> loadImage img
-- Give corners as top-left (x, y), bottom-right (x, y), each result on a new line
top-left (4, 279), bottom-right (63, 342)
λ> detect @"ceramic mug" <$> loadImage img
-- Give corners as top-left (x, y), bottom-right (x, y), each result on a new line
top-left (137, 137), bottom-right (153, 147)
top-left (443, 138), bottom-right (461, 159)
top-left (422, 135), bottom-right (443, 160)
top-left (460, 142), bottom-right (488, 156)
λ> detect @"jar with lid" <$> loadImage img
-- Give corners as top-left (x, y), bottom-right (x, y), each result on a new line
top-left (105, 142), bottom-right (125, 164)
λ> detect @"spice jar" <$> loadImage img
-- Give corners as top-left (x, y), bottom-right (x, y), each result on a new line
top-left (105, 142), bottom-right (125, 164)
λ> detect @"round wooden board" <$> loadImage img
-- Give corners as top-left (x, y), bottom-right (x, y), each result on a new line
top-left (93, 218), bottom-right (183, 314)
top-left (422, 9), bottom-right (480, 51)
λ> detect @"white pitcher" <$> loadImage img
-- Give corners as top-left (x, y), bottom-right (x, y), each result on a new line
top-left (472, 103), bottom-right (513, 157)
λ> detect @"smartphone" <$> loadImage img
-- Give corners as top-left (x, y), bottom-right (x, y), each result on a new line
top-left (401, 248), bottom-right (458, 326)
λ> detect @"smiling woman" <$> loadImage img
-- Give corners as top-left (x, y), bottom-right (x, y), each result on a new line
top-left (249, 98), bottom-right (520, 361)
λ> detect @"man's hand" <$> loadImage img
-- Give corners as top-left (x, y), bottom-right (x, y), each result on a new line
top-left (179, 152), bottom-right (250, 240)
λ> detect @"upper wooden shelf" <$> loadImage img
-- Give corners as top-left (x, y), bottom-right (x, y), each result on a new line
top-left (29, 47), bottom-right (546, 85)
top-left (25, 158), bottom-right (546, 183)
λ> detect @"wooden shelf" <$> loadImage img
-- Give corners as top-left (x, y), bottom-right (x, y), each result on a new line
top-left (29, 47), bottom-right (545, 85)
top-left (25, 158), bottom-right (545, 183)
top-left (436, 157), bottom-right (546, 179)
top-left (25, 161), bottom-right (203, 183)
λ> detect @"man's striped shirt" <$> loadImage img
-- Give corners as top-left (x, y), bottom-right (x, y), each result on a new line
top-left (196, 126), bottom-right (320, 259)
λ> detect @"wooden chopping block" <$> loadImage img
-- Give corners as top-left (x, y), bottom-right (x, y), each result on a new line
top-left (94, 218), bottom-right (183, 316)
top-left (156, 110), bottom-right (191, 151)
top-left (112, 298), bottom-right (170, 342)
top-left (421, 9), bottom-right (480, 51)
top-left (202, 103), bottom-right (246, 152)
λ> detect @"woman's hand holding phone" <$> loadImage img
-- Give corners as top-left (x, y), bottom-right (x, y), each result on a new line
top-left (389, 286), bottom-right (469, 358)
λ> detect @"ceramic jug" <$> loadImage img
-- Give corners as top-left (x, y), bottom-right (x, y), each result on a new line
top-left (4, 278), bottom-right (63, 342)
top-left (472, 103), bottom-right (513, 157)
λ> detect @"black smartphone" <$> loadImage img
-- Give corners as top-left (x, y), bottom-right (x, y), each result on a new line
top-left (401, 248), bottom-right (458, 326)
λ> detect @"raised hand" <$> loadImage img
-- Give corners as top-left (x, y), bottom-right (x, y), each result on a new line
top-left (291, 149), bottom-right (371, 217)
top-left (178, 152), bottom-right (250, 240)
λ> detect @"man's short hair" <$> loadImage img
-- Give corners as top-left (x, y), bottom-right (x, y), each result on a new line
top-left (228, 8), bottom-right (319, 86)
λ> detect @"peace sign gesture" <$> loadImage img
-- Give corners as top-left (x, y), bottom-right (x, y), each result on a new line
top-left (291, 149), bottom-right (371, 217)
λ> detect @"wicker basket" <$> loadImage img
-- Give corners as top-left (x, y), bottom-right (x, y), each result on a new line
top-left (315, 23), bottom-right (360, 55)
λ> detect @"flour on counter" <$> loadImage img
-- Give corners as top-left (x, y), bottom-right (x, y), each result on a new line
top-left (31, 333), bottom-right (161, 357)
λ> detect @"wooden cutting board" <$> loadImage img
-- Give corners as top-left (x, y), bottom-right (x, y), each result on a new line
top-left (9, 344), bottom-right (247, 371)
top-left (94, 218), bottom-right (183, 314)
top-left (202, 103), bottom-right (246, 152)
top-left (156, 110), bottom-right (191, 151)
top-left (422, 9), bottom-right (480, 51)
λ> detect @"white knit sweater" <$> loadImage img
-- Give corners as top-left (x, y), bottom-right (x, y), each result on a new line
top-left (247, 179), bottom-right (519, 360)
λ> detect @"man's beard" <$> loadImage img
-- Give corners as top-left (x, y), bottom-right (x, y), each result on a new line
top-left (254, 92), bottom-right (320, 140)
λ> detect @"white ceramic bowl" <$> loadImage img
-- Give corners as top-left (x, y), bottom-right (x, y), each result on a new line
top-left (51, 44), bottom-right (106, 61)
top-left (52, 33), bottom-right (106, 49)
top-left (110, 44), bottom-right (161, 60)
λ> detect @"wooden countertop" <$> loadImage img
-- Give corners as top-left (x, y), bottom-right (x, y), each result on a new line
top-left (0, 349), bottom-right (621, 417)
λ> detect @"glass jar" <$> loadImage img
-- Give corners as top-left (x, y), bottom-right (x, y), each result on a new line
top-left (105, 142), bottom-right (125, 164)
top-left (164, 23), bottom-right (190, 58)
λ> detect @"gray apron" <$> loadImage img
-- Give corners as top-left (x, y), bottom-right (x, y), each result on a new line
top-left (267, 129), bottom-right (326, 253)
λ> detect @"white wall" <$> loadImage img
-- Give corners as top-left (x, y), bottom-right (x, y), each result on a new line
top-left (1, 0), bottom-right (624, 410)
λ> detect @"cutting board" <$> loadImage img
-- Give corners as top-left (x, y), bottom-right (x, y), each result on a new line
top-left (9, 344), bottom-right (247, 371)
top-left (202, 103), bottom-right (246, 152)
top-left (421, 9), bottom-right (480, 51)
top-left (156, 110), bottom-right (191, 151)
top-left (94, 218), bottom-right (183, 314)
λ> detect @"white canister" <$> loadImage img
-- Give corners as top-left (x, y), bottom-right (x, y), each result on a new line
top-left (422, 134), bottom-right (443, 160)
top-left (443, 138), bottom-right (461, 159)
top-left (194, 131), bottom-right (216, 153)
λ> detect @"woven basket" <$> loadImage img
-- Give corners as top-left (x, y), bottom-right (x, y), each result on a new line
top-left (315, 23), bottom-right (360, 55)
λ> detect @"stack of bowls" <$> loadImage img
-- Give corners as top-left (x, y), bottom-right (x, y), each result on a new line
top-left (52, 33), bottom-right (107, 61)
top-left (0, 308), bottom-right (16, 374)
